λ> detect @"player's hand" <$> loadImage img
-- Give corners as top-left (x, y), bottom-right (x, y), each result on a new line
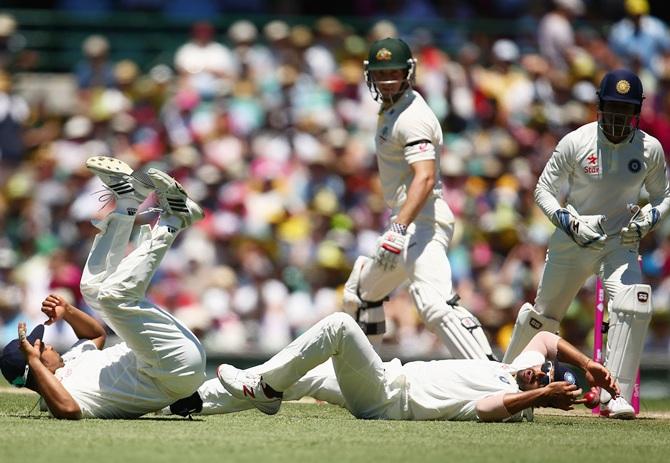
top-left (620, 204), bottom-right (660, 245)
top-left (542, 381), bottom-right (583, 410)
top-left (374, 225), bottom-right (407, 271)
top-left (584, 359), bottom-right (620, 398)
top-left (553, 205), bottom-right (607, 250)
top-left (41, 294), bottom-right (68, 326)
top-left (17, 322), bottom-right (41, 362)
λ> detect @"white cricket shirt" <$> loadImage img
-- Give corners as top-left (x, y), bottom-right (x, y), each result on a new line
top-left (401, 359), bottom-right (522, 421)
top-left (54, 340), bottom-right (175, 419)
top-left (375, 90), bottom-right (453, 225)
top-left (535, 122), bottom-right (670, 235)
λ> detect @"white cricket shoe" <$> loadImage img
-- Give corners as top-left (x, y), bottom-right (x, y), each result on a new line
top-left (86, 156), bottom-right (155, 202)
top-left (602, 396), bottom-right (635, 420)
top-left (217, 364), bottom-right (282, 415)
top-left (147, 168), bottom-right (203, 228)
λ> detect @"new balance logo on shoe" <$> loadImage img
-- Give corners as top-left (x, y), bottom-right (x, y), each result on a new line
top-left (243, 385), bottom-right (255, 399)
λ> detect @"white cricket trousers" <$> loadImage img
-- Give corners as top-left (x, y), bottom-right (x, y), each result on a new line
top-left (197, 361), bottom-right (346, 414)
top-left (259, 313), bottom-right (406, 420)
top-left (535, 231), bottom-right (642, 320)
top-left (79, 213), bottom-right (206, 399)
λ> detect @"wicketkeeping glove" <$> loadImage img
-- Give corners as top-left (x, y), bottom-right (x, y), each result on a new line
top-left (553, 204), bottom-right (608, 251)
top-left (374, 223), bottom-right (407, 271)
top-left (620, 204), bottom-right (660, 245)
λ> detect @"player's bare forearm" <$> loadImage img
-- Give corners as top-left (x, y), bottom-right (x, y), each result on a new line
top-left (28, 357), bottom-right (82, 419)
top-left (62, 301), bottom-right (107, 349)
top-left (501, 382), bottom-right (582, 416)
top-left (557, 339), bottom-right (619, 396)
top-left (394, 160), bottom-right (435, 226)
top-left (556, 339), bottom-right (590, 370)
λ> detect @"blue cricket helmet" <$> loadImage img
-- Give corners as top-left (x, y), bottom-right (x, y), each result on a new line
top-left (0, 324), bottom-right (45, 387)
top-left (597, 69), bottom-right (644, 109)
top-left (539, 361), bottom-right (580, 387)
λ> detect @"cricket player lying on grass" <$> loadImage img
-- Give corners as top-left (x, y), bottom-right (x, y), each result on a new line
top-left (0, 157), bottom-right (207, 419)
top-left (205, 313), bottom-right (619, 422)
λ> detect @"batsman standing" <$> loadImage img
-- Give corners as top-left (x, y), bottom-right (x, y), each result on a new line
top-left (343, 37), bottom-right (494, 359)
top-left (503, 69), bottom-right (670, 419)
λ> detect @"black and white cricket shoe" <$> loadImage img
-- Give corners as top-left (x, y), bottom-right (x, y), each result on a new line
top-left (86, 156), bottom-right (155, 203)
top-left (147, 168), bottom-right (204, 228)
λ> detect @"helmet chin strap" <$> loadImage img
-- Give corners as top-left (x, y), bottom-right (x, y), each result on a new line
top-left (365, 59), bottom-right (417, 105)
top-left (380, 83), bottom-right (410, 106)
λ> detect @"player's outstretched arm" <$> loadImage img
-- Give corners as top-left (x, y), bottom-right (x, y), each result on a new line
top-left (41, 294), bottom-right (106, 349)
top-left (478, 382), bottom-right (585, 422)
top-left (556, 338), bottom-right (619, 398)
top-left (18, 324), bottom-right (82, 419)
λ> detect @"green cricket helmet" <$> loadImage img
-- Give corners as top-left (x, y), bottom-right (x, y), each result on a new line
top-left (364, 37), bottom-right (416, 102)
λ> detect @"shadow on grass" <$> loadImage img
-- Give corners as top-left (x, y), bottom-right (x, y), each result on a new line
top-left (3, 413), bottom-right (204, 422)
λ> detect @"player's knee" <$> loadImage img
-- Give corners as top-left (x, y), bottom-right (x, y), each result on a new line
top-left (330, 311), bottom-right (355, 327)
top-left (327, 312), bottom-right (362, 337)
top-left (610, 284), bottom-right (653, 316)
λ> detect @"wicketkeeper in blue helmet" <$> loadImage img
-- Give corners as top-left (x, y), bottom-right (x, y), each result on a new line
top-left (503, 68), bottom-right (670, 419)
top-left (596, 68), bottom-right (644, 142)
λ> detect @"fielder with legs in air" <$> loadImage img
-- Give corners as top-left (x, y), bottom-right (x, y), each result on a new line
top-left (0, 157), bottom-right (207, 419)
top-left (341, 37), bottom-right (494, 360)
top-left (503, 69), bottom-right (670, 419)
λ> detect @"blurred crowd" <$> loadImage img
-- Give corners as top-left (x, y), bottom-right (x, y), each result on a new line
top-left (1, 0), bottom-right (670, 359)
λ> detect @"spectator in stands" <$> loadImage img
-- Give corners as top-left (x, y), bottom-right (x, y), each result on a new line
top-left (75, 35), bottom-right (116, 91)
top-left (609, 0), bottom-right (670, 77)
top-left (174, 21), bottom-right (237, 97)
top-left (537, 0), bottom-right (584, 72)
top-left (0, 71), bottom-right (29, 170)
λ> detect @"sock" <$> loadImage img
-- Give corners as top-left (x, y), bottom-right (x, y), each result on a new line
top-left (116, 197), bottom-right (142, 216)
top-left (159, 215), bottom-right (183, 233)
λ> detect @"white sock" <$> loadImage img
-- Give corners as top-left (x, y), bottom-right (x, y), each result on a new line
top-left (115, 197), bottom-right (142, 216)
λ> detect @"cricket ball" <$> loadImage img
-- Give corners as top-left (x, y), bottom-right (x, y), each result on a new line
top-left (583, 389), bottom-right (599, 409)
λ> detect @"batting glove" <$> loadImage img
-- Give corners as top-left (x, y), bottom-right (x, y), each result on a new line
top-left (374, 223), bottom-right (407, 271)
top-left (553, 205), bottom-right (607, 251)
top-left (620, 204), bottom-right (660, 246)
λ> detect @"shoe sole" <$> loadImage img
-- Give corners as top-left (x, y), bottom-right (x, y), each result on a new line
top-left (86, 156), bottom-right (133, 177)
top-left (86, 156), bottom-right (155, 198)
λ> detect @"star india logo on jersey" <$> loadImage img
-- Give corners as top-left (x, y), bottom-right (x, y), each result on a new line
top-left (583, 152), bottom-right (599, 174)
top-left (376, 48), bottom-right (392, 61)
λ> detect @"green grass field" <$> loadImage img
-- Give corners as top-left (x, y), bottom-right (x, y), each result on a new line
top-left (1, 391), bottom-right (669, 463)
